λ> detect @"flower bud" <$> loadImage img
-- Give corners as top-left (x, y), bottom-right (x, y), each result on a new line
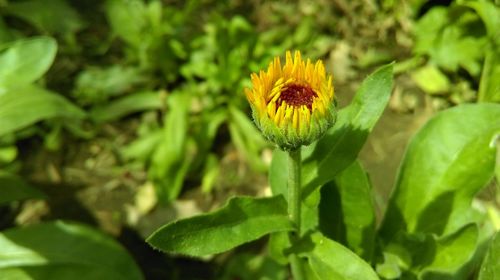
top-left (245, 51), bottom-right (336, 150)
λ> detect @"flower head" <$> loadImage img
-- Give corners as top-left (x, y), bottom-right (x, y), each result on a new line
top-left (245, 51), bottom-right (336, 150)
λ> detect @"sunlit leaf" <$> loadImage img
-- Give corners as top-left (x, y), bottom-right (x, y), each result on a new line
top-left (90, 91), bottom-right (163, 122)
top-left (0, 37), bottom-right (57, 89)
top-left (0, 85), bottom-right (86, 137)
top-left (147, 196), bottom-right (293, 257)
top-left (149, 92), bottom-right (190, 202)
top-left (381, 104), bottom-right (500, 240)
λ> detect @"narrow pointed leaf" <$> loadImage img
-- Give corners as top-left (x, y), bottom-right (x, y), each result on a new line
top-left (0, 86), bottom-right (86, 137)
top-left (147, 196), bottom-right (293, 257)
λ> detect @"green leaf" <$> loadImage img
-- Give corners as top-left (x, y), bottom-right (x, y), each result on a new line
top-left (219, 253), bottom-right (287, 280)
top-left (411, 64), bottom-right (450, 95)
top-left (73, 65), bottom-right (146, 105)
top-left (4, 0), bottom-right (85, 36)
top-left (105, 0), bottom-right (148, 47)
top-left (228, 106), bottom-right (267, 171)
top-left (419, 224), bottom-right (478, 280)
top-left (0, 221), bottom-right (143, 280)
top-left (305, 232), bottom-right (379, 280)
top-left (147, 196), bottom-right (293, 257)
top-left (149, 92), bottom-right (190, 202)
top-left (0, 37), bottom-right (57, 89)
top-left (381, 104), bottom-right (500, 240)
top-left (478, 49), bottom-right (500, 103)
top-left (0, 85), bottom-right (86, 137)
top-left (478, 231), bottom-right (500, 280)
top-left (0, 172), bottom-right (45, 205)
top-left (90, 91), bottom-right (163, 122)
top-left (461, 0), bottom-right (500, 41)
top-left (319, 161), bottom-right (376, 261)
top-left (301, 62), bottom-right (393, 198)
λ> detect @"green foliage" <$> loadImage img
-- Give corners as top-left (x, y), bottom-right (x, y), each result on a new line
top-left (270, 63), bottom-right (394, 200)
top-left (408, 0), bottom-right (500, 103)
top-left (0, 85), bottom-right (86, 137)
top-left (0, 36), bottom-right (57, 89)
top-left (302, 232), bottom-right (379, 280)
top-left (2, 0), bottom-right (85, 38)
top-left (319, 161), bottom-right (376, 261)
top-left (0, 221), bottom-right (143, 280)
top-left (149, 92), bottom-right (191, 202)
top-left (478, 232), bottom-right (500, 280)
top-left (0, 0), bottom-right (499, 279)
top-left (381, 103), bottom-right (500, 238)
top-left (0, 172), bottom-right (45, 205)
top-left (147, 196), bottom-right (293, 256)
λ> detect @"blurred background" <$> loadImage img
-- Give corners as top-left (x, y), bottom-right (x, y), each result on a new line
top-left (0, 0), bottom-right (499, 279)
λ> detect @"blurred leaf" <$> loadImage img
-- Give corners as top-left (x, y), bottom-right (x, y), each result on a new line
top-left (4, 0), bottom-right (85, 36)
top-left (478, 49), bottom-right (500, 102)
top-left (478, 231), bottom-right (500, 280)
top-left (121, 130), bottom-right (162, 163)
top-left (304, 232), bottom-right (379, 280)
top-left (90, 91), bottom-right (163, 122)
top-left (300, 63), bottom-right (393, 198)
top-left (219, 253), bottom-right (287, 280)
top-left (413, 7), bottom-right (449, 55)
top-left (0, 18), bottom-right (15, 44)
top-left (73, 65), bottom-right (145, 105)
top-left (319, 161), bottom-right (376, 261)
top-left (229, 106), bottom-right (267, 171)
top-left (414, 5), bottom-right (487, 76)
top-left (0, 145), bottom-right (17, 164)
top-left (0, 171), bottom-right (45, 205)
top-left (461, 0), bottom-right (500, 41)
top-left (411, 64), bottom-right (450, 95)
top-left (0, 221), bottom-right (143, 280)
top-left (147, 196), bottom-right (293, 257)
top-left (105, 0), bottom-right (148, 47)
top-left (0, 36), bottom-right (57, 89)
top-left (381, 104), bottom-right (500, 240)
top-left (201, 154), bottom-right (220, 193)
top-left (149, 92), bottom-right (190, 202)
top-left (419, 224), bottom-right (478, 279)
top-left (0, 85), bottom-right (86, 137)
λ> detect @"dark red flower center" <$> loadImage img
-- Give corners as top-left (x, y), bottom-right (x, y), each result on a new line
top-left (277, 84), bottom-right (317, 111)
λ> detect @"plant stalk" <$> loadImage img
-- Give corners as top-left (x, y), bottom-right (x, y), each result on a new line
top-left (287, 148), bottom-right (305, 280)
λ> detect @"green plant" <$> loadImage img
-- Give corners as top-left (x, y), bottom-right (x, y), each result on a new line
top-left (404, 0), bottom-right (500, 104)
top-left (146, 56), bottom-right (500, 279)
top-left (0, 172), bottom-right (143, 279)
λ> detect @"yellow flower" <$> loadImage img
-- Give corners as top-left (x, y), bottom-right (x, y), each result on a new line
top-left (245, 50), bottom-right (336, 150)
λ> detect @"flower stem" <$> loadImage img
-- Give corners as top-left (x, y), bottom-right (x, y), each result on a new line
top-left (288, 148), bottom-right (305, 280)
